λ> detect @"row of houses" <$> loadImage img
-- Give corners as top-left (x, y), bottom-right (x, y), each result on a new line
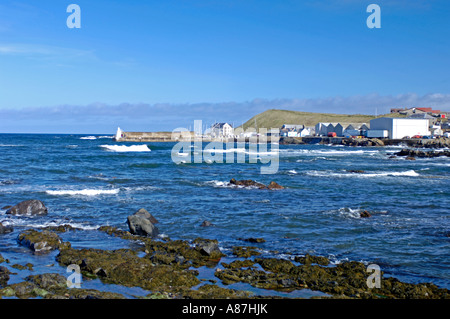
top-left (390, 107), bottom-right (447, 118)
top-left (280, 124), bottom-right (312, 137)
top-left (314, 123), bottom-right (370, 137)
top-left (206, 113), bottom-right (449, 140)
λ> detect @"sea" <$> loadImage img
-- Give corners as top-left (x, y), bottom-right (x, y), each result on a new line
top-left (0, 133), bottom-right (449, 297)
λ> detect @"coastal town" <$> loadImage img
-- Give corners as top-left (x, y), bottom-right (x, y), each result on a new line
top-left (113, 107), bottom-right (450, 145)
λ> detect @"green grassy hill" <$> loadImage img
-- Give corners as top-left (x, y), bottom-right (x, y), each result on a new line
top-left (239, 109), bottom-right (405, 130)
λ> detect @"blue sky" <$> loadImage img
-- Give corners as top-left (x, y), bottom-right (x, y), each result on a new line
top-left (1, 0), bottom-right (450, 133)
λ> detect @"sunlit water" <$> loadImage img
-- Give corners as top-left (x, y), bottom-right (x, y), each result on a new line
top-left (0, 134), bottom-right (449, 294)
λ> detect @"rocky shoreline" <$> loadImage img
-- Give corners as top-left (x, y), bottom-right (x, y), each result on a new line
top-left (1, 201), bottom-right (449, 299)
top-left (280, 136), bottom-right (450, 149)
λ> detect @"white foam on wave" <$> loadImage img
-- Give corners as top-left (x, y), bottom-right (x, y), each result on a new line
top-left (0, 218), bottom-right (99, 230)
top-left (205, 180), bottom-right (230, 188)
top-left (280, 149), bottom-right (379, 156)
top-left (46, 189), bottom-right (120, 196)
top-left (100, 144), bottom-right (151, 152)
top-left (336, 207), bottom-right (362, 219)
top-left (306, 169), bottom-right (419, 178)
top-left (80, 135), bottom-right (113, 140)
top-left (204, 180), bottom-right (263, 189)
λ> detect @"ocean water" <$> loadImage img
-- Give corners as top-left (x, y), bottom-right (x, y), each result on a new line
top-left (0, 134), bottom-right (449, 294)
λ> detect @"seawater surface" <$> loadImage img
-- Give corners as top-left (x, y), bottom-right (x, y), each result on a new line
top-left (0, 134), bottom-right (449, 293)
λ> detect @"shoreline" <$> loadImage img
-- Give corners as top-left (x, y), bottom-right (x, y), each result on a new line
top-left (279, 136), bottom-right (450, 148)
top-left (112, 131), bottom-right (450, 149)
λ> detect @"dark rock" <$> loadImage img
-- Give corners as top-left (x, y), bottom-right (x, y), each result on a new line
top-left (200, 220), bottom-right (214, 227)
top-left (0, 266), bottom-right (11, 287)
top-left (348, 170), bottom-right (365, 174)
top-left (396, 148), bottom-right (450, 158)
top-left (294, 254), bottom-right (330, 266)
top-left (229, 178), bottom-right (284, 190)
top-left (127, 208), bottom-right (159, 237)
top-left (406, 156), bottom-right (416, 160)
top-left (267, 181), bottom-right (284, 189)
top-left (239, 237), bottom-right (266, 243)
top-left (56, 247), bottom-right (201, 292)
top-left (0, 222), bottom-right (13, 234)
top-left (26, 273), bottom-right (67, 290)
top-left (370, 138), bottom-right (385, 146)
top-left (6, 200), bottom-right (48, 216)
top-left (279, 137), bottom-right (305, 145)
top-left (193, 238), bottom-right (222, 257)
top-left (17, 229), bottom-right (71, 253)
top-left (134, 208), bottom-right (159, 224)
top-left (232, 246), bottom-right (261, 258)
top-left (360, 210), bottom-right (372, 218)
top-left (229, 178), bottom-right (266, 189)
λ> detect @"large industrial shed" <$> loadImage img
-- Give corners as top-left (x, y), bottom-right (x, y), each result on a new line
top-left (369, 117), bottom-right (430, 139)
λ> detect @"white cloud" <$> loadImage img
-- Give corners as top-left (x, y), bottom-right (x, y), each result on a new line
top-left (0, 43), bottom-right (96, 61)
top-left (1, 93), bottom-right (449, 133)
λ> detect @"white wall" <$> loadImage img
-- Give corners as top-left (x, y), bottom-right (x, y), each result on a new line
top-left (370, 118), bottom-right (430, 139)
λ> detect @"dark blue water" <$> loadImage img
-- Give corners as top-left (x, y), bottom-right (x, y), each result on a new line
top-left (0, 134), bottom-right (449, 293)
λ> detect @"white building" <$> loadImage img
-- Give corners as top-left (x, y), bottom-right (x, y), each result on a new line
top-left (211, 123), bottom-right (234, 138)
top-left (299, 128), bottom-right (311, 137)
top-left (315, 122), bottom-right (369, 137)
top-left (315, 123), bottom-right (331, 136)
top-left (370, 117), bottom-right (430, 139)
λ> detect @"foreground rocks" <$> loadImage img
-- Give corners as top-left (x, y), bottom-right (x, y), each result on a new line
top-left (1, 224), bottom-right (449, 299)
top-left (0, 273), bottom-right (125, 299)
top-left (17, 229), bottom-right (71, 253)
top-left (216, 257), bottom-right (449, 299)
top-left (127, 208), bottom-right (159, 237)
top-left (229, 179), bottom-right (284, 190)
top-left (6, 200), bottom-right (48, 216)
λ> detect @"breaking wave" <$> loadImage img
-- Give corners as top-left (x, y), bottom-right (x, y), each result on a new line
top-left (46, 189), bottom-right (120, 196)
top-left (100, 144), bottom-right (151, 152)
top-left (306, 170), bottom-right (419, 178)
top-left (81, 135), bottom-right (114, 140)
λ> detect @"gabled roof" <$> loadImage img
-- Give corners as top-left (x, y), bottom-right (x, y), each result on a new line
top-left (212, 122), bottom-right (233, 129)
